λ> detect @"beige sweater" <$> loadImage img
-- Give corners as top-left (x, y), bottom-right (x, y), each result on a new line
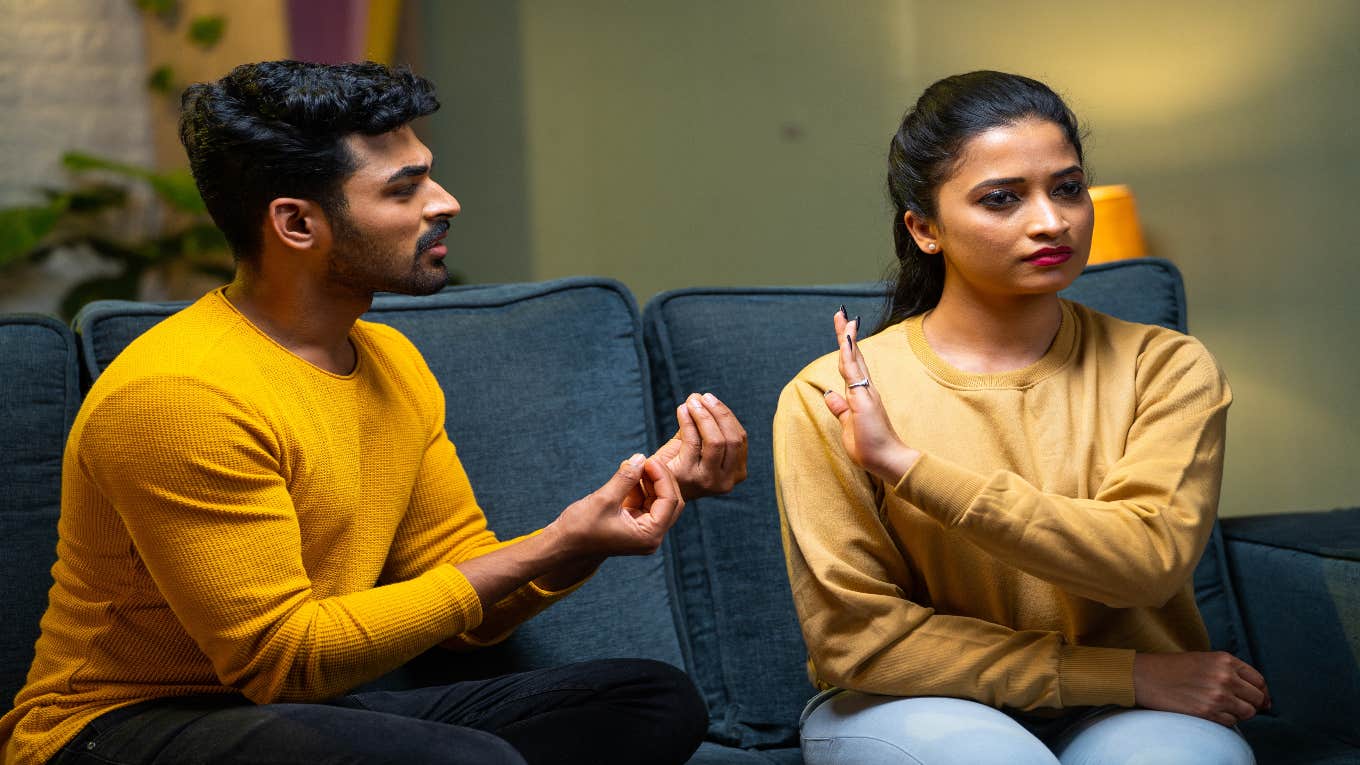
top-left (774, 300), bottom-right (1229, 711)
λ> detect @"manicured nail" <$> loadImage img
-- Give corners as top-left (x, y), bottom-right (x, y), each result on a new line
top-left (839, 304), bottom-right (848, 318)
top-left (846, 333), bottom-right (853, 347)
top-left (853, 315), bottom-right (861, 327)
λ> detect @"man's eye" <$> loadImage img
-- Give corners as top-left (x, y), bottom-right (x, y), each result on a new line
top-left (391, 183), bottom-right (419, 197)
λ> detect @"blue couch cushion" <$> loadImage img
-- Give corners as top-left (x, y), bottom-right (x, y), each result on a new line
top-left (0, 316), bottom-right (80, 708)
top-left (1224, 508), bottom-right (1360, 749)
top-left (73, 278), bottom-right (686, 679)
top-left (643, 258), bottom-right (1247, 748)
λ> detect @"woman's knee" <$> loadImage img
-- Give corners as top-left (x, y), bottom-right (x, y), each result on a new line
top-left (801, 693), bottom-right (1059, 765)
top-left (1053, 709), bottom-right (1254, 765)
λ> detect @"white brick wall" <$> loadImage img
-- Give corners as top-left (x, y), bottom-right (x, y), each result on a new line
top-left (0, 0), bottom-right (154, 313)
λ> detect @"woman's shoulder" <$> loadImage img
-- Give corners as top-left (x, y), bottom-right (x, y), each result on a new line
top-left (1066, 300), bottom-right (1224, 385)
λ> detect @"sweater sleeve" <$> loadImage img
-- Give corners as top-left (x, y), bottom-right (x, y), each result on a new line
top-left (894, 334), bottom-right (1230, 609)
top-left (80, 377), bottom-right (484, 704)
top-left (774, 376), bottom-right (1134, 709)
top-left (379, 357), bottom-right (586, 649)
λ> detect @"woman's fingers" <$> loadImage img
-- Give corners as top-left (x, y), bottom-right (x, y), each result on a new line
top-left (834, 311), bottom-right (871, 391)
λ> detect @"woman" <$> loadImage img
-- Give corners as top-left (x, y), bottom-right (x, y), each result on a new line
top-left (773, 71), bottom-right (1265, 764)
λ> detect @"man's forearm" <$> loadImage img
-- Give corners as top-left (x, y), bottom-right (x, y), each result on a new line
top-left (454, 522), bottom-right (599, 609)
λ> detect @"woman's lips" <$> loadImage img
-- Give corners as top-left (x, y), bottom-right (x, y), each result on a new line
top-left (1025, 246), bottom-right (1072, 267)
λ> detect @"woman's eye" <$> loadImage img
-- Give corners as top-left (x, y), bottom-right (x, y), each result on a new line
top-left (1054, 180), bottom-right (1086, 198)
top-left (979, 190), bottom-right (1019, 208)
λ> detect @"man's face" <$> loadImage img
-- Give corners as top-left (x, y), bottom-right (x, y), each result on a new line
top-left (327, 126), bottom-right (460, 297)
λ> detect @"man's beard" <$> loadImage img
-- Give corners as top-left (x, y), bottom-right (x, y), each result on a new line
top-left (327, 211), bottom-right (450, 297)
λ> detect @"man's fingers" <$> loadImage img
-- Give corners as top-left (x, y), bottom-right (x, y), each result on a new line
top-left (599, 453), bottom-right (646, 502)
top-left (697, 393), bottom-right (747, 475)
top-left (641, 458), bottom-right (684, 531)
top-left (685, 394), bottom-right (726, 465)
top-left (675, 404), bottom-right (703, 458)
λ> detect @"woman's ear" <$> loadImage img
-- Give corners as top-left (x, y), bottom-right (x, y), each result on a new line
top-left (903, 210), bottom-right (941, 254)
top-left (266, 198), bottom-right (329, 252)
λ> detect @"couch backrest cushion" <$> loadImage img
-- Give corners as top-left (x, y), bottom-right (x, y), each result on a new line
top-left (74, 278), bottom-right (685, 679)
top-left (642, 257), bottom-right (1248, 747)
top-left (1, 316), bottom-right (80, 707)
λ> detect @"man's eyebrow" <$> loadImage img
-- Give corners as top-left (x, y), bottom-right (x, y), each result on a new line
top-left (385, 164), bottom-right (429, 184)
top-left (969, 165), bottom-right (1084, 194)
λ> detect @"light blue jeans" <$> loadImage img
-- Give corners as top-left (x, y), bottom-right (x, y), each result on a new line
top-left (800, 690), bottom-right (1255, 765)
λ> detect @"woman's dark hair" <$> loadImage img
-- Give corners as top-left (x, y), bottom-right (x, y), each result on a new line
top-left (882, 71), bottom-right (1084, 327)
top-left (179, 60), bottom-right (440, 260)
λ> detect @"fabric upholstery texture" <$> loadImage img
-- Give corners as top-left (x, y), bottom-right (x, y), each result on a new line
top-left (0, 317), bottom-right (79, 708)
top-left (1224, 509), bottom-right (1360, 751)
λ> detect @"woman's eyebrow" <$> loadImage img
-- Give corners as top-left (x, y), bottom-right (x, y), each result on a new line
top-left (969, 165), bottom-right (1084, 194)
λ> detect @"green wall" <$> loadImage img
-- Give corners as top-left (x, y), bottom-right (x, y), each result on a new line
top-left (416, 0), bottom-right (1360, 517)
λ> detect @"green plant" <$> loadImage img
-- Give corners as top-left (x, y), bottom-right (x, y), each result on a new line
top-left (0, 153), bottom-right (232, 319)
top-left (0, 0), bottom-right (232, 318)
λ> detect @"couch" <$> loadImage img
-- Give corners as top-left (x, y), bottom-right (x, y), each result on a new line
top-left (2, 258), bottom-right (1356, 763)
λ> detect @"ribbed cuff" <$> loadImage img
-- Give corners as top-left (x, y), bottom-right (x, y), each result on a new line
top-left (430, 562), bottom-right (485, 633)
top-left (1059, 645), bottom-right (1136, 707)
top-left (892, 452), bottom-right (989, 527)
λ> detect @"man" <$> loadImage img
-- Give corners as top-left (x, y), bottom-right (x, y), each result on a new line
top-left (1, 61), bottom-right (747, 765)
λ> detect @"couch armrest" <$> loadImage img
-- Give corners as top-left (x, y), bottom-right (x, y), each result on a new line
top-left (1221, 508), bottom-right (1360, 746)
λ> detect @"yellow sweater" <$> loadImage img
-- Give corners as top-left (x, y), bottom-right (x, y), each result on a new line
top-left (774, 300), bottom-right (1229, 712)
top-left (2, 289), bottom-right (573, 765)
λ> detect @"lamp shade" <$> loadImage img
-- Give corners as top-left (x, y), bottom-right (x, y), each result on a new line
top-left (1088, 184), bottom-right (1148, 264)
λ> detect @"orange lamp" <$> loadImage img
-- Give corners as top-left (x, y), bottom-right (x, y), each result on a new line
top-left (1087, 184), bottom-right (1148, 264)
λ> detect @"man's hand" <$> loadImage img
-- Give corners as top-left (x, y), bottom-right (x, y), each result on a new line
top-left (546, 454), bottom-right (685, 561)
top-left (653, 393), bottom-right (748, 500)
top-left (1134, 651), bottom-right (1271, 726)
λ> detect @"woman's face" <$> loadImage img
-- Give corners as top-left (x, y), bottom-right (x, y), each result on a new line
top-left (915, 118), bottom-right (1094, 303)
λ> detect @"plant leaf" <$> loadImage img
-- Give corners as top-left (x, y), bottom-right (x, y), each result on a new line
top-left (147, 169), bottom-right (207, 214)
top-left (187, 16), bottom-right (226, 48)
top-left (0, 199), bottom-right (68, 268)
top-left (148, 65), bottom-right (176, 94)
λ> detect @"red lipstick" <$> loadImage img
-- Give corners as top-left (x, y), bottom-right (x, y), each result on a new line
top-left (1025, 246), bottom-right (1072, 267)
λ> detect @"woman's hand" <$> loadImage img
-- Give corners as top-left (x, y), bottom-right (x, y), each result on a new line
top-left (822, 309), bottom-right (920, 483)
top-left (1134, 651), bottom-right (1271, 726)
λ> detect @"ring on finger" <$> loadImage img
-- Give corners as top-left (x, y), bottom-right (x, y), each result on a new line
top-left (848, 377), bottom-right (870, 390)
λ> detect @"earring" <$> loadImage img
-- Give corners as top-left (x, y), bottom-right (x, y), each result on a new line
top-left (926, 242), bottom-right (937, 252)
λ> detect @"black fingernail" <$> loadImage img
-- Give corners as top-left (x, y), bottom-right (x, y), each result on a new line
top-left (853, 315), bottom-right (861, 327)
top-left (846, 333), bottom-right (853, 347)
top-left (839, 304), bottom-right (848, 318)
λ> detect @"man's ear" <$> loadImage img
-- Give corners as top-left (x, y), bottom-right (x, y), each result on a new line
top-left (266, 198), bottom-right (330, 252)
top-left (902, 210), bottom-right (941, 254)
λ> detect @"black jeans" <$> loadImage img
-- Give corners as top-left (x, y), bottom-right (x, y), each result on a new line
top-left (50, 659), bottom-right (707, 765)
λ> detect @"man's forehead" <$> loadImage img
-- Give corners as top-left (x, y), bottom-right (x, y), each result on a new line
top-left (344, 126), bottom-right (432, 177)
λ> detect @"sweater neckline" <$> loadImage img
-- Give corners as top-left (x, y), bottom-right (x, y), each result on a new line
top-left (901, 300), bottom-right (1078, 389)
top-left (211, 288), bottom-right (364, 381)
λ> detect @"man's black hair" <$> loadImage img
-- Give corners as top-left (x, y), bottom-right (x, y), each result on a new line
top-left (179, 60), bottom-right (440, 260)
